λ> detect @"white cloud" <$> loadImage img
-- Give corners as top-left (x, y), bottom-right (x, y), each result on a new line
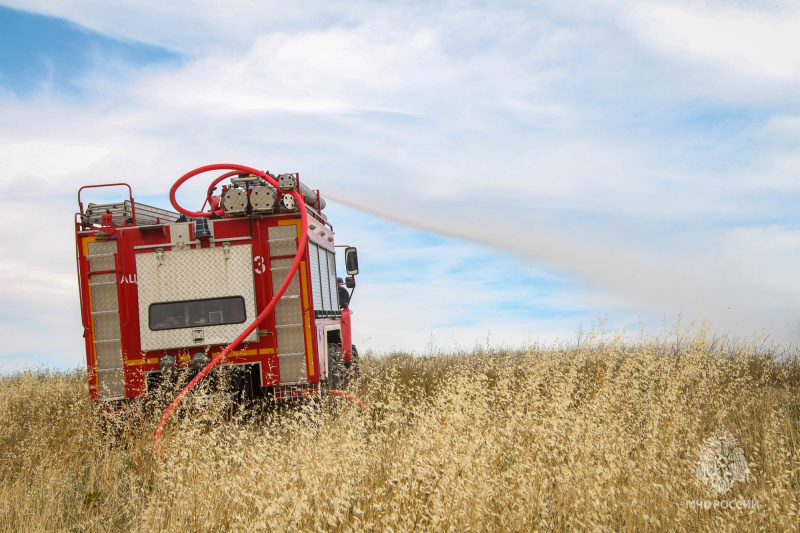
top-left (0, 142), bottom-right (110, 184)
top-left (3, 1), bottom-right (800, 368)
top-left (137, 27), bottom-right (458, 119)
top-left (0, 260), bottom-right (84, 365)
top-left (626, 2), bottom-right (800, 80)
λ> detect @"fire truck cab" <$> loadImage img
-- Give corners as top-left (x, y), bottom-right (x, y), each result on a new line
top-left (74, 170), bottom-right (358, 404)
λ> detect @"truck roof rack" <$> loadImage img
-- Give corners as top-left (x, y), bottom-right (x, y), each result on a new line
top-left (83, 200), bottom-right (180, 227)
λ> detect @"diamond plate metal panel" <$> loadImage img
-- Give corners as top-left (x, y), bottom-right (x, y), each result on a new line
top-left (274, 298), bottom-right (302, 325)
top-left (279, 354), bottom-right (306, 383)
top-left (96, 341), bottom-right (123, 370)
top-left (277, 326), bottom-right (305, 353)
top-left (90, 275), bottom-right (119, 313)
top-left (87, 241), bottom-right (117, 272)
top-left (136, 244), bottom-right (258, 351)
top-left (88, 240), bottom-right (117, 254)
top-left (270, 258), bottom-right (300, 296)
top-left (269, 224), bottom-right (298, 240)
top-left (97, 368), bottom-right (125, 399)
top-left (268, 225), bottom-right (298, 257)
top-left (93, 313), bottom-right (120, 341)
top-left (250, 186), bottom-right (276, 211)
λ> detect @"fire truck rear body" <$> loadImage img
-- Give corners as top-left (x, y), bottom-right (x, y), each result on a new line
top-left (75, 178), bottom-right (356, 403)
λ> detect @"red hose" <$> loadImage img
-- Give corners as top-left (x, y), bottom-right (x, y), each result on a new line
top-left (206, 171), bottom-right (241, 205)
top-left (155, 164), bottom-right (308, 453)
top-left (169, 168), bottom-right (244, 219)
top-left (199, 171), bottom-right (239, 214)
top-left (326, 389), bottom-right (367, 411)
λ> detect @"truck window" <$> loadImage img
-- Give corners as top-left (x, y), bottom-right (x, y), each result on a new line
top-left (148, 296), bottom-right (246, 331)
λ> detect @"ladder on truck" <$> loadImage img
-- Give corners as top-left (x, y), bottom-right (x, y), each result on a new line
top-left (85, 240), bottom-right (125, 400)
top-left (83, 200), bottom-right (180, 227)
top-left (268, 225), bottom-right (309, 384)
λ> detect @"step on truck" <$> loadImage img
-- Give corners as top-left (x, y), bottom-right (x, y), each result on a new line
top-left (74, 164), bottom-right (359, 406)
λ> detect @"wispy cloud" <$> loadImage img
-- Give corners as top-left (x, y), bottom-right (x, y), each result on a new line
top-left (626, 1), bottom-right (800, 81)
top-left (1, 1), bottom-right (800, 367)
top-left (0, 142), bottom-right (110, 184)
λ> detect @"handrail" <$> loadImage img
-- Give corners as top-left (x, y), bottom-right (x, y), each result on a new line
top-left (78, 183), bottom-right (136, 225)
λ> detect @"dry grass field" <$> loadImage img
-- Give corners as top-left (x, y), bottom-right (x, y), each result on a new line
top-left (1, 323), bottom-right (799, 532)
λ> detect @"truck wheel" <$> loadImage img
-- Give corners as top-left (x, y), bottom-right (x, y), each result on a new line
top-left (329, 344), bottom-right (346, 390)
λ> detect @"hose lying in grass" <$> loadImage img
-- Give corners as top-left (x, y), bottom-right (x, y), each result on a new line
top-left (326, 389), bottom-right (367, 411)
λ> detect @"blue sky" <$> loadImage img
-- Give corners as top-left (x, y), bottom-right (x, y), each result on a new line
top-left (1, 1), bottom-right (800, 368)
top-left (0, 5), bottom-right (179, 97)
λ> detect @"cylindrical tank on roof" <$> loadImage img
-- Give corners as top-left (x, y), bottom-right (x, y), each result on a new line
top-left (299, 182), bottom-right (326, 211)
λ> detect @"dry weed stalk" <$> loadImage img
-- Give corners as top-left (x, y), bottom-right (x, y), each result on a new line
top-left (1, 323), bottom-right (798, 532)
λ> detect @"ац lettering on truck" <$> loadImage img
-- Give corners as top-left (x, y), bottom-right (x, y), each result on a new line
top-left (74, 165), bottom-right (359, 406)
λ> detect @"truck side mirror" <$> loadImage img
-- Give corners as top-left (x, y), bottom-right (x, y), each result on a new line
top-left (345, 276), bottom-right (356, 289)
top-left (345, 247), bottom-right (359, 275)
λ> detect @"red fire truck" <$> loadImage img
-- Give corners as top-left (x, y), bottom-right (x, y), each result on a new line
top-left (75, 164), bottom-right (359, 405)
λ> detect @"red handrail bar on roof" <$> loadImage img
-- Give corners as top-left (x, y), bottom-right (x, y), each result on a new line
top-left (78, 183), bottom-right (136, 225)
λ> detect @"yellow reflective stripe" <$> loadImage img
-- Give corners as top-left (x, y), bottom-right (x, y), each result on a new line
top-left (299, 261), bottom-right (314, 377)
top-left (82, 236), bottom-right (99, 392)
top-left (128, 352), bottom-right (265, 366)
top-left (212, 349), bottom-right (258, 358)
top-left (125, 357), bottom-right (159, 367)
top-left (127, 350), bottom-right (271, 366)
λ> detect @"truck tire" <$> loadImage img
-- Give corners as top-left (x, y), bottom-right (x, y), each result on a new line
top-left (329, 344), bottom-right (346, 390)
top-left (329, 344), bottom-right (360, 389)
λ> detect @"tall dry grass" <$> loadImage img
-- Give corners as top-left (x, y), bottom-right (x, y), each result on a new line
top-left (1, 323), bottom-right (799, 532)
